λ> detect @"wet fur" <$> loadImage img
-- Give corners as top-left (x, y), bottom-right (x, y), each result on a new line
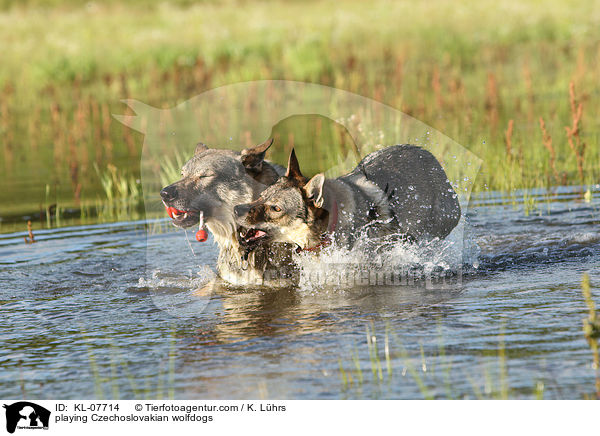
top-left (160, 141), bottom-right (295, 286)
top-left (348, 145), bottom-right (461, 239)
top-left (234, 149), bottom-right (396, 250)
top-left (235, 145), bottom-right (461, 251)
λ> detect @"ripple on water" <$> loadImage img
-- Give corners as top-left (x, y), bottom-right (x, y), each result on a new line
top-left (1, 195), bottom-right (599, 398)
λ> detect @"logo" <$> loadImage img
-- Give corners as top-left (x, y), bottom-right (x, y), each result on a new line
top-left (3, 402), bottom-right (50, 434)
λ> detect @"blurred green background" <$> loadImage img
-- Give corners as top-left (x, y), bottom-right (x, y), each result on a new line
top-left (0, 0), bottom-right (598, 231)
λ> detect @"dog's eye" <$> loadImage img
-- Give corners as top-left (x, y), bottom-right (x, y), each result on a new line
top-left (271, 205), bottom-right (281, 212)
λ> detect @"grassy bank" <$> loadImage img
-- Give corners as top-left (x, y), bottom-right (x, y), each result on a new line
top-left (1, 0), bottom-right (599, 224)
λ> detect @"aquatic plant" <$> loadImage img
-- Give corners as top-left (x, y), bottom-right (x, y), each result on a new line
top-left (565, 82), bottom-right (586, 190)
top-left (81, 328), bottom-right (177, 400)
top-left (581, 274), bottom-right (600, 399)
top-left (338, 323), bottom-right (538, 400)
top-left (92, 163), bottom-right (145, 222)
top-left (94, 163), bottom-right (142, 203)
top-left (23, 220), bottom-right (35, 244)
top-left (159, 152), bottom-right (187, 189)
top-left (539, 117), bottom-right (559, 183)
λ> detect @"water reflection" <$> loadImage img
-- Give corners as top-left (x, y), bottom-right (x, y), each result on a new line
top-left (187, 283), bottom-right (464, 345)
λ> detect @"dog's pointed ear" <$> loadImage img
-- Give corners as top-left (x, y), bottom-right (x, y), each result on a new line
top-left (303, 173), bottom-right (326, 208)
top-left (285, 148), bottom-right (306, 183)
top-left (241, 138), bottom-right (273, 172)
top-left (194, 142), bottom-right (208, 155)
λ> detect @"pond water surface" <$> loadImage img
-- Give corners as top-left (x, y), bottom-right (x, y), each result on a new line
top-left (1, 187), bottom-right (599, 399)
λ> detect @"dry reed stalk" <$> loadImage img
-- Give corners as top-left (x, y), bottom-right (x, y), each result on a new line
top-left (74, 100), bottom-right (86, 142)
top-left (78, 110), bottom-right (90, 176)
top-left (124, 119), bottom-right (136, 156)
top-left (91, 99), bottom-right (100, 136)
top-left (193, 57), bottom-right (206, 86)
top-left (2, 106), bottom-right (13, 158)
top-left (29, 106), bottom-right (41, 151)
top-left (68, 133), bottom-right (81, 204)
top-left (1, 101), bottom-right (14, 171)
top-left (50, 103), bottom-right (62, 146)
top-left (346, 54), bottom-right (356, 71)
top-left (101, 102), bottom-right (111, 139)
top-left (432, 67), bottom-right (444, 109)
top-left (119, 73), bottom-right (128, 97)
top-left (539, 117), bottom-right (559, 182)
top-left (522, 63), bottom-right (534, 121)
top-left (448, 77), bottom-right (464, 102)
top-left (50, 103), bottom-right (67, 169)
top-left (0, 100), bottom-right (7, 130)
top-left (173, 64), bottom-right (181, 91)
top-left (72, 75), bottom-right (81, 99)
top-left (416, 86), bottom-right (426, 120)
top-left (69, 148), bottom-right (81, 204)
top-left (395, 56), bottom-right (404, 91)
top-left (244, 130), bottom-right (252, 148)
top-left (91, 99), bottom-right (103, 163)
top-left (24, 220), bottom-right (36, 244)
top-left (565, 81), bottom-right (586, 187)
top-left (374, 84), bottom-right (384, 102)
top-left (485, 72), bottom-right (499, 128)
top-left (449, 77), bottom-right (470, 126)
top-left (101, 102), bottom-right (113, 161)
top-left (504, 119), bottom-right (514, 161)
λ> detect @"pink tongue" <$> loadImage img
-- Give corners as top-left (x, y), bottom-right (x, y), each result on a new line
top-left (255, 230), bottom-right (266, 238)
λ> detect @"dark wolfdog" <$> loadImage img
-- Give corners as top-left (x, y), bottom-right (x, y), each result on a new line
top-left (234, 145), bottom-right (461, 252)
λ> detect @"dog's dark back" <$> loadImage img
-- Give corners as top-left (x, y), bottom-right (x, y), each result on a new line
top-left (346, 145), bottom-right (461, 239)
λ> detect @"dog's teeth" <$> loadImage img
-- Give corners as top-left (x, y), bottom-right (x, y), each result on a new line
top-left (183, 213), bottom-right (188, 219)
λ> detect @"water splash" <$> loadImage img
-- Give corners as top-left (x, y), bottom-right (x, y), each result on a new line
top-left (294, 217), bottom-right (479, 293)
top-left (137, 266), bottom-right (216, 292)
top-left (136, 267), bottom-right (218, 317)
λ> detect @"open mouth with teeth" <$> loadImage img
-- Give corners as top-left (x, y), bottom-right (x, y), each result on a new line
top-left (238, 227), bottom-right (269, 251)
top-left (164, 204), bottom-right (199, 227)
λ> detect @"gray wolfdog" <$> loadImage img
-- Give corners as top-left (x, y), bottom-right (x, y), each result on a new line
top-left (160, 139), bottom-right (297, 286)
top-left (234, 145), bottom-right (461, 252)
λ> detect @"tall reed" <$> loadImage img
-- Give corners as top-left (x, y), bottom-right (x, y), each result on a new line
top-left (565, 81), bottom-right (586, 189)
top-left (581, 274), bottom-right (600, 399)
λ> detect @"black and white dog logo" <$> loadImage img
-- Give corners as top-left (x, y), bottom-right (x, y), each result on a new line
top-left (3, 402), bottom-right (50, 434)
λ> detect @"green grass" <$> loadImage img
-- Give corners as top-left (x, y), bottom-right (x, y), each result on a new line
top-left (1, 0), bottom-right (599, 226)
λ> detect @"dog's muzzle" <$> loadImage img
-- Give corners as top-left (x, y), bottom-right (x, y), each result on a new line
top-left (233, 204), bottom-right (251, 220)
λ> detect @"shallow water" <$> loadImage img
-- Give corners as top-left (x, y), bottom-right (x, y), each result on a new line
top-left (1, 187), bottom-right (599, 399)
